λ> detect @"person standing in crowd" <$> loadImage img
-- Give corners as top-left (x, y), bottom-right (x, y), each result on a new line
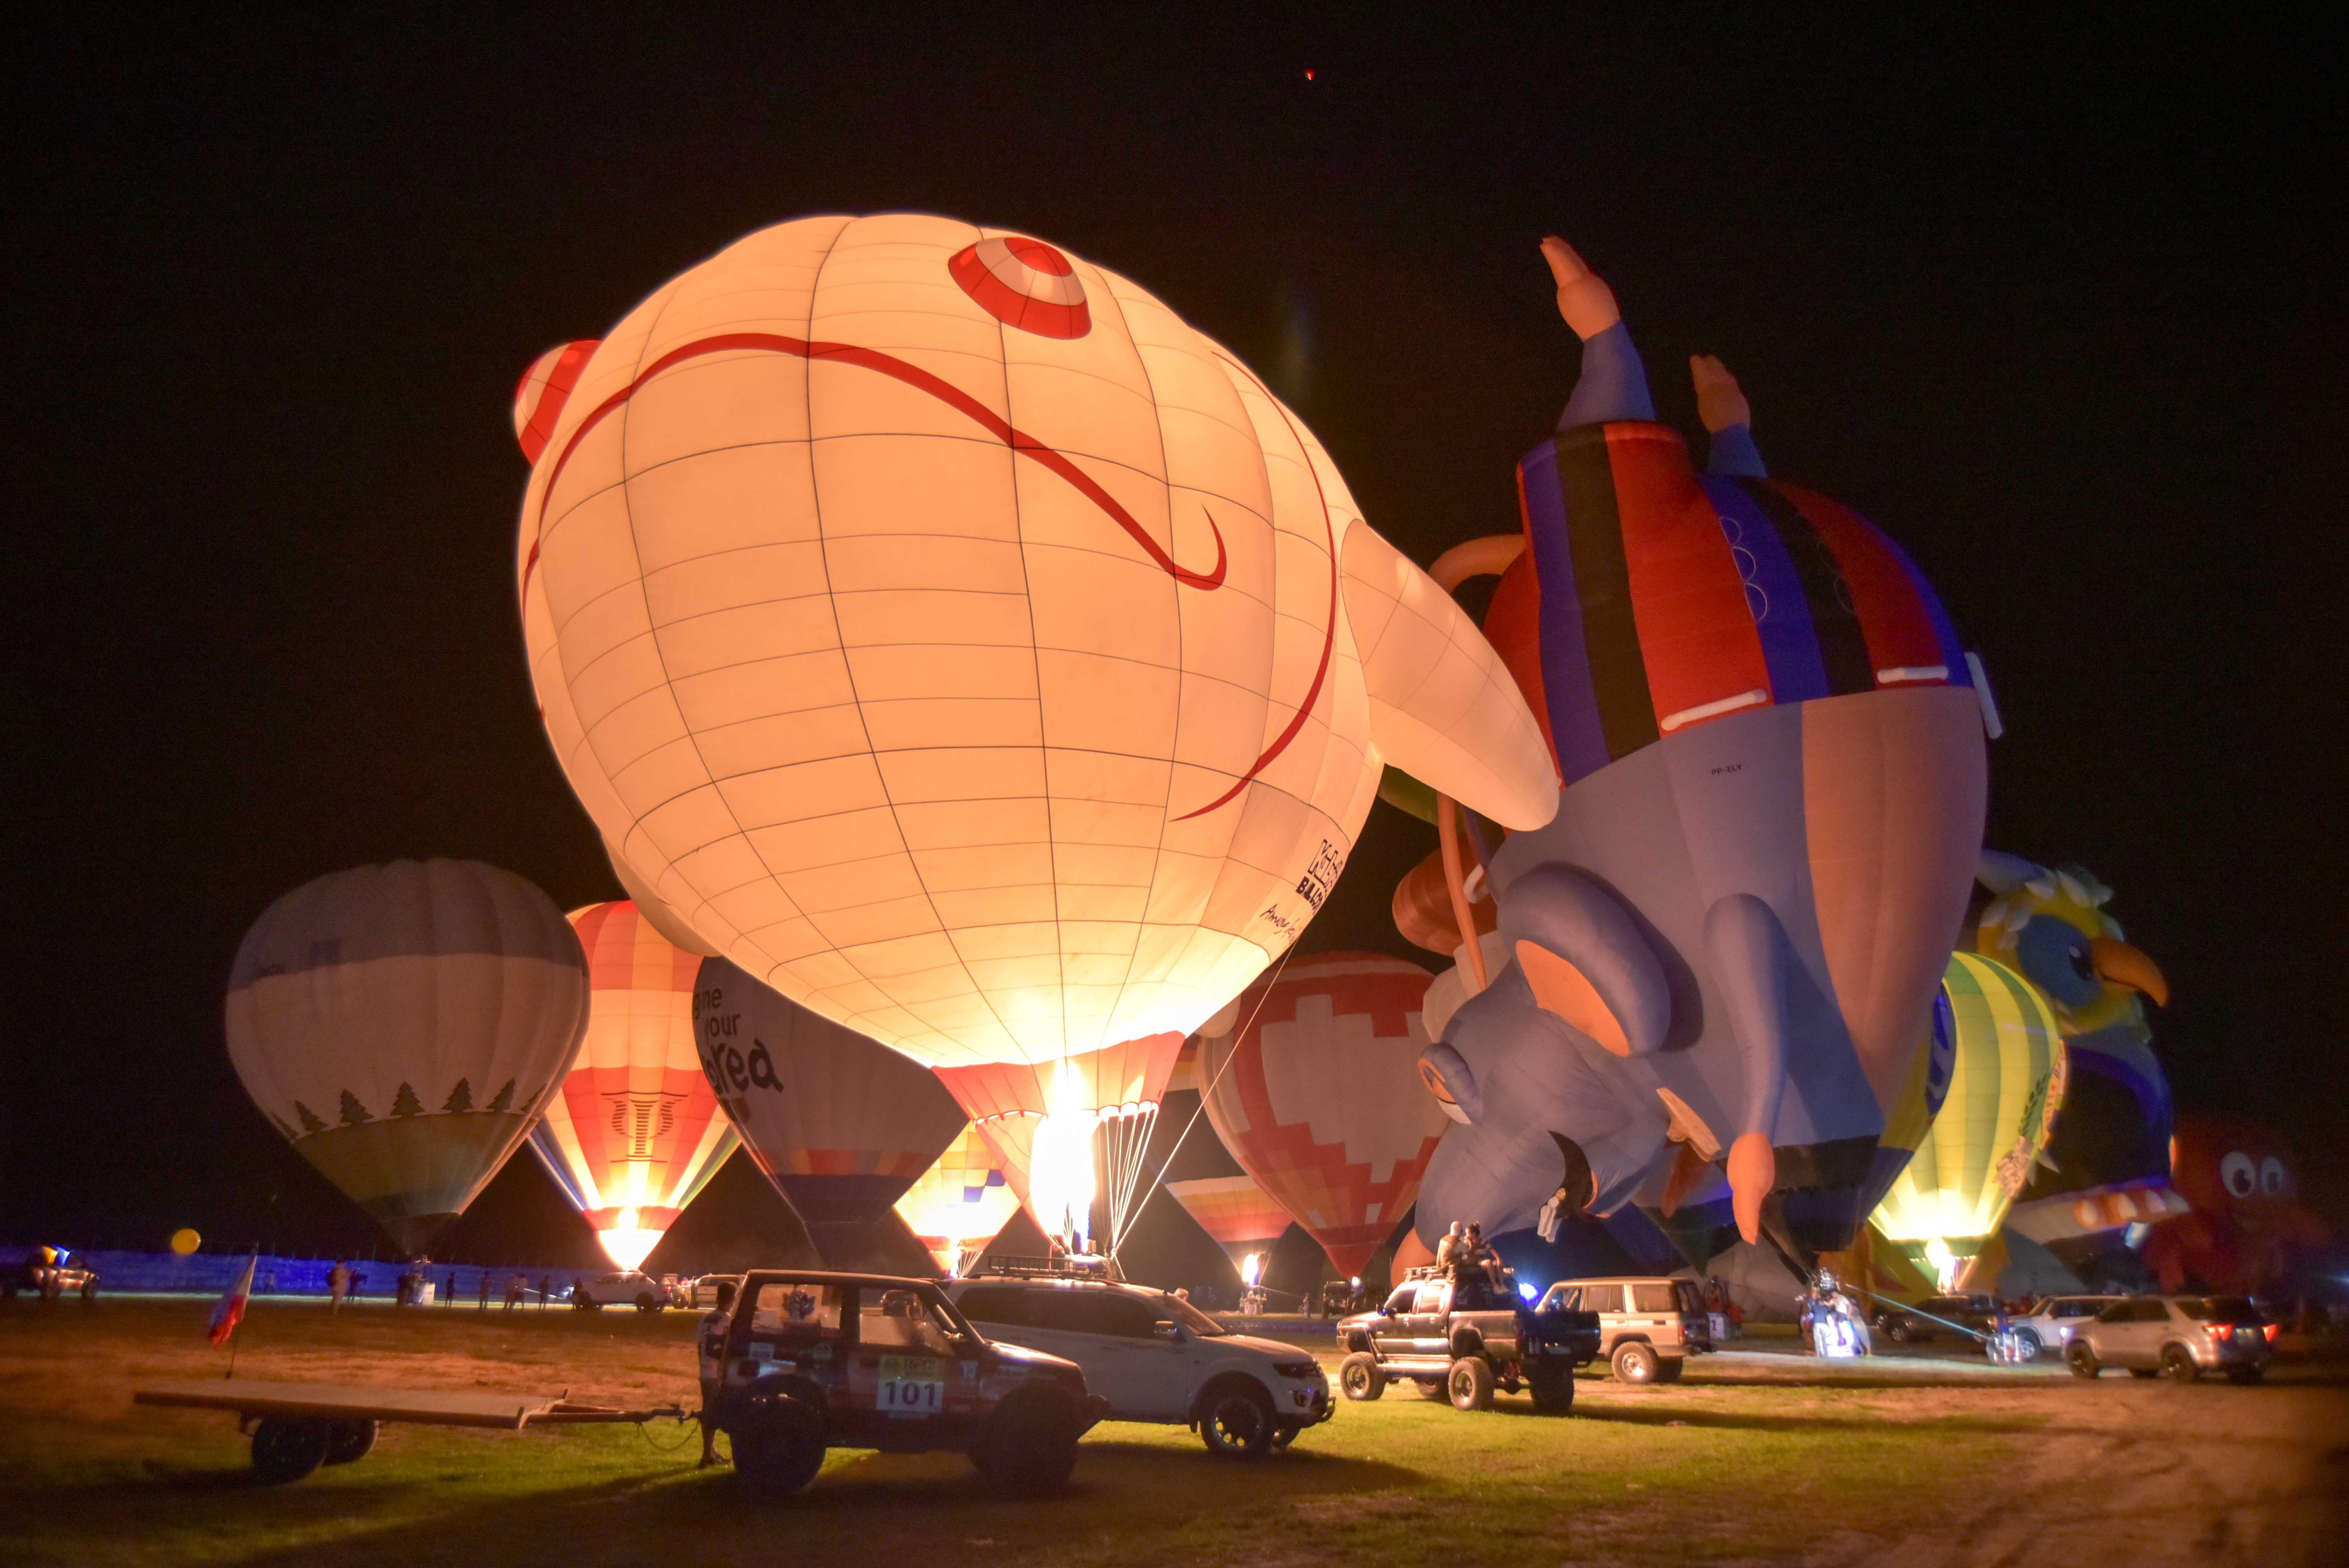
top-left (328, 1260), bottom-right (349, 1313)
top-left (477, 1271), bottom-right (491, 1310)
top-left (697, 1279), bottom-right (736, 1468)
top-left (504, 1272), bottom-right (527, 1311)
top-left (537, 1275), bottom-right (551, 1311)
top-left (444, 1270), bottom-right (457, 1306)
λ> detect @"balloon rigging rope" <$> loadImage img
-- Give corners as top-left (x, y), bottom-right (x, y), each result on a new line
top-left (1108, 943), bottom-right (1301, 1265)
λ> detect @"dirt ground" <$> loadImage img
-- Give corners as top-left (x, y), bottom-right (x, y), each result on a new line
top-left (3, 1299), bottom-right (2343, 1566)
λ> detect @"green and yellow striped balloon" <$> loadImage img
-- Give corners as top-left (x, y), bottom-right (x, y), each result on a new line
top-left (1871, 953), bottom-right (2066, 1283)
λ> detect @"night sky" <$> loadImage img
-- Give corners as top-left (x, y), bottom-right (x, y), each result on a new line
top-left (11, 12), bottom-right (2344, 1271)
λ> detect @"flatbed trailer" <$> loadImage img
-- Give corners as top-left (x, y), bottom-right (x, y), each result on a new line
top-left (134, 1380), bottom-right (685, 1483)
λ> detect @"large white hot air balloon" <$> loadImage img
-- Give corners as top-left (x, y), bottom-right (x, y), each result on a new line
top-left (225, 859), bottom-right (590, 1251)
top-left (516, 213), bottom-right (1555, 1247)
top-left (526, 901), bottom-right (739, 1270)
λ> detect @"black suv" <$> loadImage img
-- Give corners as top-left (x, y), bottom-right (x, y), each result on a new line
top-left (708, 1270), bottom-right (1109, 1500)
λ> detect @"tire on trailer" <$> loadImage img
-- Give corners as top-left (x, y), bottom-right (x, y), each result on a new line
top-left (1527, 1362), bottom-right (1575, 1414)
top-left (323, 1419), bottom-right (378, 1465)
top-left (251, 1417), bottom-right (332, 1484)
top-left (1611, 1341), bottom-right (1661, 1385)
top-left (732, 1395), bottom-right (827, 1502)
top-left (2067, 1342), bottom-right (2100, 1379)
top-left (978, 1386), bottom-right (1088, 1495)
top-left (1338, 1352), bottom-right (1385, 1402)
top-left (1197, 1378), bottom-right (1278, 1459)
top-left (1446, 1356), bottom-right (1495, 1412)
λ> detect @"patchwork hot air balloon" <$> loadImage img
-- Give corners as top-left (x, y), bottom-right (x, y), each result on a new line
top-left (512, 213), bottom-right (1556, 1250)
top-left (1415, 238), bottom-right (1992, 1265)
top-left (1195, 952), bottom-right (1448, 1277)
top-left (893, 1126), bottom-right (1022, 1276)
top-left (1871, 953), bottom-right (2066, 1288)
top-left (526, 901), bottom-right (738, 1270)
top-left (692, 957), bottom-right (968, 1261)
top-left (225, 860), bottom-right (589, 1251)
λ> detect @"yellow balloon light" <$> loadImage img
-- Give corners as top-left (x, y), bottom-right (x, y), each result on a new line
top-left (893, 1126), bottom-right (1023, 1276)
top-left (514, 214), bottom-right (1555, 1244)
top-left (169, 1228), bottom-right (201, 1256)
top-left (1871, 953), bottom-right (2067, 1288)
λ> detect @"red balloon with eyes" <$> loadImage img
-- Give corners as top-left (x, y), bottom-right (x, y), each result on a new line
top-left (2142, 1112), bottom-right (2332, 1295)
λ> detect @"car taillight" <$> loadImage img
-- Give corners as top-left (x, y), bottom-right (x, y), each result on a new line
top-left (2263, 1323), bottom-right (2279, 1343)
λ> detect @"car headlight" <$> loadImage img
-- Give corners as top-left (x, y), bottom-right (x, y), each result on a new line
top-left (1272, 1360), bottom-right (1321, 1380)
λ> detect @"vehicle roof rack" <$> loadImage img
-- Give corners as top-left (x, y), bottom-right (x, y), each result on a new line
top-left (964, 1253), bottom-right (1125, 1282)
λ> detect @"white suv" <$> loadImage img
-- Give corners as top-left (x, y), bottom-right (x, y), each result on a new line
top-left (943, 1272), bottom-right (1331, 1458)
top-left (2008, 1295), bottom-right (2126, 1360)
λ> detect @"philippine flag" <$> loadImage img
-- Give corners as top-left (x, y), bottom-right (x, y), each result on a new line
top-left (207, 1252), bottom-right (257, 1347)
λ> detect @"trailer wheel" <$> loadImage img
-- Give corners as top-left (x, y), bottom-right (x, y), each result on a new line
top-left (251, 1418), bottom-right (331, 1484)
top-left (733, 1399), bottom-right (825, 1501)
top-left (1527, 1363), bottom-right (1576, 1414)
top-left (1338, 1353), bottom-right (1385, 1401)
top-left (1447, 1356), bottom-right (1495, 1411)
top-left (323, 1419), bottom-right (378, 1465)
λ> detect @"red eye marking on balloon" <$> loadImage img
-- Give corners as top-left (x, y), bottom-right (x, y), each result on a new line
top-left (522, 333), bottom-right (1338, 821)
top-left (949, 237), bottom-right (1091, 338)
top-left (519, 332), bottom-right (1225, 604)
top-left (1169, 353), bottom-right (1340, 822)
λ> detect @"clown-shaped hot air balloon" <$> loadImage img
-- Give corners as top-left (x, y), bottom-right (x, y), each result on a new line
top-left (693, 957), bottom-right (969, 1261)
top-left (1195, 953), bottom-right (1448, 1278)
top-left (512, 214), bottom-right (1555, 1247)
top-left (1415, 239), bottom-right (1992, 1267)
top-left (225, 860), bottom-right (589, 1251)
top-left (526, 902), bottom-right (738, 1270)
top-left (894, 1126), bottom-right (1022, 1276)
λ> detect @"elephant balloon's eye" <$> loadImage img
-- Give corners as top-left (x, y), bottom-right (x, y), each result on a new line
top-left (2260, 1156), bottom-right (2288, 1196)
top-left (2221, 1151), bottom-right (2256, 1198)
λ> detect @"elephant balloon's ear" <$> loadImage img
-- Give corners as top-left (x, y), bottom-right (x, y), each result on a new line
top-left (1496, 865), bottom-right (1673, 1054)
top-left (1516, 943), bottom-right (1633, 1055)
top-left (1339, 523), bottom-right (1558, 832)
top-left (513, 340), bottom-right (601, 463)
top-left (1977, 849), bottom-right (2041, 895)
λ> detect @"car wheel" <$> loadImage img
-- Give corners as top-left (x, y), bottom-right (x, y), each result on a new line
top-left (636, 1295), bottom-right (662, 1313)
top-left (1338, 1352), bottom-right (1385, 1402)
top-left (980, 1388), bottom-right (1088, 1495)
top-left (734, 1399), bottom-right (827, 1501)
top-left (323, 1419), bottom-right (378, 1465)
top-left (1447, 1356), bottom-right (1495, 1412)
top-left (2225, 1366), bottom-right (2264, 1385)
top-left (1527, 1363), bottom-right (1576, 1414)
top-left (1652, 1356), bottom-right (1685, 1384)
top-left (1269, 1425), bottom-right (1299, 1451)
top-left (2160, 1346), bottom-right (2200, 1384)
top-left (1611, 1342), bottom-right (1661, 1385)
top-left (2067, 1342), bottom-right (2100, 1379)
top-left (250, 1418), bottom-right (332, 1484)
top-left (1884, 1319), bottom-right (1912, 1343)
top-left (1198, 1382), bottom-right (1278, 1459)
top-left (1414, 1378), bottom-right (1449, 1400)
top-left (2014, 1329), bottom-right (2043, 1361)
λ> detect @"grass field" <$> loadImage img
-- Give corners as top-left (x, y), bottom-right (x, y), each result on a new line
top-left (4, 1297), bottom-right (2342, 1566)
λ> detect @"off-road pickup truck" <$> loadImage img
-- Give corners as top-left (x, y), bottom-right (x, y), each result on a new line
top-left (1334, 1266), bottom-right (1601, 1413)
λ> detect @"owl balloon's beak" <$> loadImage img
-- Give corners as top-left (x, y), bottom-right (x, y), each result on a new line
top-left (2090, 937), bottom-right (2169, 1008)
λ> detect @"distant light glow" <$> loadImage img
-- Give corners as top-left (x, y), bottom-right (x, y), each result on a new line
top-left (1518, 1281), bottom-right (1538, 1302)
top-left (1304, 68), bottom-right (1315, 80)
